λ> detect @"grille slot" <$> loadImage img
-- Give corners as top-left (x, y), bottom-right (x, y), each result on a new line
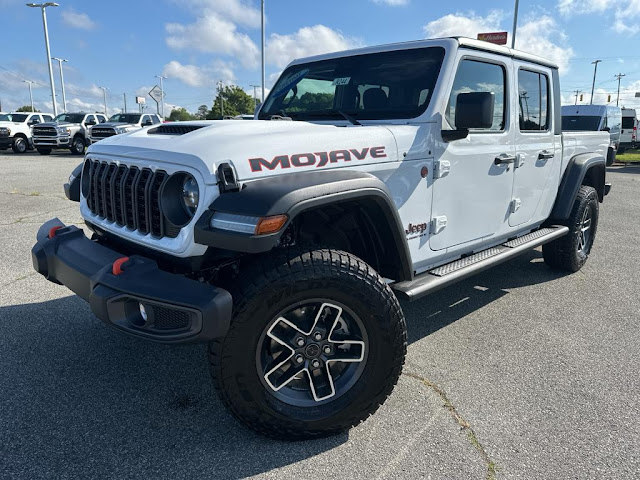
top-left (91, 127), bottom-right (116, 139)
top-left (33, 126), bottom-right (58, 137)
top-left (84, 159), bottom-right (175, 238)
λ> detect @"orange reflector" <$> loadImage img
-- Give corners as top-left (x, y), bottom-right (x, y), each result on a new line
top-left (255, 214), bottom-right (288, 235)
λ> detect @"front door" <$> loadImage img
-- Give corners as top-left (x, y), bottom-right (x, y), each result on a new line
top-left (430, 55), bottom-right (515, 251)
top-left (509, 64), bottom-right (556, 227)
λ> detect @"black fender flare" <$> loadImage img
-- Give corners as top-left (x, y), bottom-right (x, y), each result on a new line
top-left (550, 152), bottom-right (606, 220)
top-left (194, 170), bottom-right (413, 281)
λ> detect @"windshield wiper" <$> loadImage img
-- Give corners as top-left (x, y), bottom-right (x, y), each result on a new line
top-left (337, 110), bottom-right (361, 126)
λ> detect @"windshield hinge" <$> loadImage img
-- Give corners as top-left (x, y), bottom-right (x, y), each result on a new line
top-left (217, 163), bottom-right (241, 193)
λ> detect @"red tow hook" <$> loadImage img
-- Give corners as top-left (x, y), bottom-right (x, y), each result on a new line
top-left (48, 226), bottom-right (63, 239)
top-left (112, 257), bottom-right (130, 276)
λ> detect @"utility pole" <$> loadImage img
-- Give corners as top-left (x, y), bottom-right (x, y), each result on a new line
top-left (261, 0), bottom-right (265, 102)
top-left (155, 75), bottom-right (167, 119)
top-left (23, 80), bottom-right (36, 112)
top-left (574, 90), bottom-right (582, 105)
top-left (26, 3), bottom-right (59, 116)
top-left (590, 60), bottom-right (602, 105)
top-left (123, 93), bottom-right (127, 113)
top-left (217, 81), bottom-right (224, 118)
top-left (615, 73), bottom-right (626, 106)
top-left (511, 0), bottom-right (519, 48)
top-left (51, 57), bottom-right (67, 112)
top-left (99, 86), bottom-right (108, 115)
top-left (250, 84), bottom-right (260, 108)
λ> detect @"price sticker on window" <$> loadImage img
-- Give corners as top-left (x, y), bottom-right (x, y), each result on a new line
top-left (332, 77), bottom-right (351, 86)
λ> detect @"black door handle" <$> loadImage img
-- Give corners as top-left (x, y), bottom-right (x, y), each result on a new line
top-left (538, 150), bottom-right (554, 160)
top-left (494, 154), bottom-right (516, 165)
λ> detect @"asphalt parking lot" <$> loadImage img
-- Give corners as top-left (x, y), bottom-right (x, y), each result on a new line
top-left (1, 151), bottom-right (639, 479)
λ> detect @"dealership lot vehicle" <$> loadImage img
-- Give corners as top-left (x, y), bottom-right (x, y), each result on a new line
top-left (88, 113), bottom-right (162, 143)
top-left (31, 37), bottom-right (611, 439)
top-left (32, 112), bottom-right (108, 156)
top-left (619, 107), bottom-right (637, 153)
top-left (0, 112), bottom-right (54, 153)
top-left (562, 104), bottom-right (621, 163)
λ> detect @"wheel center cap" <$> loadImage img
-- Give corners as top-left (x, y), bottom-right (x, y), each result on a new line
top-left (305, 343), bottom-right (320, 358)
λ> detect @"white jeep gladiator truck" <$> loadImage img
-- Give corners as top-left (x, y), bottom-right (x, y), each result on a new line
top-left (32, 112), bottom-right (108, 155)
top-left (32, 37), bottom-right (611, 439)
top-left (0, 112), bottom-right (54, 153)
top-left (88, 113), bottom-right (162, 143)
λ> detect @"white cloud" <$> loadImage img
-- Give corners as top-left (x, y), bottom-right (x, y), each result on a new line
top-left (557, 0), bottom-right (615, 16)
top-left (614, 0), bottom-right (640, 34)
top-left (423, 10), bottom-right (504, 39)
top-left (563, 80), bottom-right (640, 109)
top-left (172, 0), bottom-right (261, 28)
top-left (163, 61), bottom-right (209, 88)
top-left (423, 11), bottom-right (573, 73)
top-left (165, 13), bottom-right (259, 68)
top-left (61, 8), bottom-right (97, 30)
top-left (372, 0), bottom-right (409, 5)
top-left (266, 25), bottom-right (360, 69)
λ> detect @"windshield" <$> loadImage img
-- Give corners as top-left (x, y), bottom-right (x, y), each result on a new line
top-left (562, 115), bottom-right (601, 131)
top-left (259, 47), bottom-right (445, 121)
top-left (54, 113), bottom-right (85, 123)
top-left (108, 113), bottom-right (141, 123)
top-left (3, 114), bottom-right (28, 123)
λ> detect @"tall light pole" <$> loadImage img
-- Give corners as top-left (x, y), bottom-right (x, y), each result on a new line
top-left (261, 0), bottom-right (265, 102)
top-left (51, 57), bottom-right (67, 112)
top-left (511, 0), bottom-right (519, 48)
top-left (217, 81), bottom-right (224, 118)
top-left (155, 75), bottom-right (167, 119)
top-left (99, 86), bottom-right (108, 116)
top-left (26, 2), bottom-right (59, 116)
top-left (23, 80), bottom-right (36, 112)
top-left (250, 84), bottom-right (260, 108)
top-left (614, 73), bottom-right (626, 106)
top-left (590, 60), bottom-right (602, 105)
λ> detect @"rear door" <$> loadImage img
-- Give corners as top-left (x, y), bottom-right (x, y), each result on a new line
top-left (509, 64), bottom-right (556, 227)
top-left (430, 54), bottom-right (515, 251)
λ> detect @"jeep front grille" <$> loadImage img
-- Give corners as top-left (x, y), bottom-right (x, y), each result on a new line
top-left (33, 126), bottom-right (58, 137)
top-left (91, 127), bottom-right (116, 139)
top-left (84, 159), bottom-right (175, 238)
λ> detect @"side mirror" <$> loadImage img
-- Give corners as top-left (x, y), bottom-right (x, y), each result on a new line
top-left (441, 92), bottom-right (495, 142)
top-left (601, 126), bottom-right (610, 132)
top-left (85, 121), bottom-right (95, 126)
top-left (142, 120), bottom-right (152, 127)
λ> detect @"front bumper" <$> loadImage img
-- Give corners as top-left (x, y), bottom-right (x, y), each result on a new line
top-left (33, 136), bottom-right (70, 147)
top-left (31, 219), bottom-right (232, 343)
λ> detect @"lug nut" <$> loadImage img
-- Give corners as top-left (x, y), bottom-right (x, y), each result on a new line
top-left (311, 359), bottom-right (321, 369)
top-left (313, 332), bottom-right (322, 341)
top-left (295, 354), bottom-right (304, 364)
top-left (296, 337), bottom-right (305, 347)
top-left (323, 345), bottom-right (332, 354)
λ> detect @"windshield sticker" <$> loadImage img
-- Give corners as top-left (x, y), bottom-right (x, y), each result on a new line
top-left (271, 68), bottom-right (310, 99)
top-left (332, 77), bottom-right (351, 86)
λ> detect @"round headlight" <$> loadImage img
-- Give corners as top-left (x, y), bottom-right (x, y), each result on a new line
top-left (182, 176), bottom-right (199, 214)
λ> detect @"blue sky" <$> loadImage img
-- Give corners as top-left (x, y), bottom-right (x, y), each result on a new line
top-left (1, 0), bottom-right (639, 116)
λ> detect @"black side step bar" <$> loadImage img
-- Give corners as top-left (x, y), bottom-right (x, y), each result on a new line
top-left (392, 226), bottom-right (569, 301)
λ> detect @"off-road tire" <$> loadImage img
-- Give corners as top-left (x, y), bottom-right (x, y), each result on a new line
top-left (209, 249), bottom-right (407, 440)
top-left (543, 185), bottom-right (599, 272)
top-left (70, 136), bottom-right (86, 155)
top-left (12, 135), bottom-right (28, 154)
top-left (37, 148), bottom-right (51, 155)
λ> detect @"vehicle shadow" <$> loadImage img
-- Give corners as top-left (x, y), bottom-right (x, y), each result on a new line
top-left (0, 249), bottom-right (563, 478)
top-left (609, 164), bottom-right (640, 174)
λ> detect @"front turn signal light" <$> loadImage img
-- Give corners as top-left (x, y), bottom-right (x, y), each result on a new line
top-left (255, 214), bottom-right (288, 235)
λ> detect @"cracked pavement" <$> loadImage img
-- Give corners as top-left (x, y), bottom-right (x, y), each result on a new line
top-left (1, 152), bottom-right (639, 479)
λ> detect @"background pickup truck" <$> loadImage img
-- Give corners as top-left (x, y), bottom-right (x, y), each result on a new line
top-left (88, 113), bottom-right (162, 143)
top-left (33, 37), bottom-right (610, 440)
top-left (0, 112), bottom-right (54, 153)
top-left (32, 112), bottom-right (108, 155)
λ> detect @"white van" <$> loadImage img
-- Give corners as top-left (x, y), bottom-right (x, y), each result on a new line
top-left (562, 105), bottom-right (621, 159)
top-left (620, 107), bottom-right (637, 153)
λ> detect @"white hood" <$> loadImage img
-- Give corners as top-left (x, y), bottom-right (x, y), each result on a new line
top-left (87, 120), bottom-right (400, 181)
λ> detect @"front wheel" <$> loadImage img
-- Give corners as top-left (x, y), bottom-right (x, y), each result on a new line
top-left (543, 185), bottom-right (599, 272)
top-left (12, 136), bottom-right (28, 154)
top-left (70, 136), bottom-right (86, 155)
top-left (210, 249), bottom-right (407, 439)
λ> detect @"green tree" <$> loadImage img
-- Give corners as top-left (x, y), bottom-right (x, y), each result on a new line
top-left (16, 105), bottom-right (40, 112)
top-left (196, 104), bottom-right (209, 120)
top-left (207, 85), bottom-right (255, 119)
top-left (168, 107), bottom-right (196, 122)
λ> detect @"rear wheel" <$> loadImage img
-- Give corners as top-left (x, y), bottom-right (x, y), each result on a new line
top-left (210, 249), bottom-right (406, 439)
top-left (543, 185), bottom-right (599, 272)
top-left (12, 136), bottom-right (28, 154)
top-left (37, 148), bottom-right (51, 155)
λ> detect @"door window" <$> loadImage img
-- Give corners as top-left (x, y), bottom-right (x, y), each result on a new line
top-left (518, 70), bottom-right (549, 131)
top-left (446, 59), bottom-right (506, 131)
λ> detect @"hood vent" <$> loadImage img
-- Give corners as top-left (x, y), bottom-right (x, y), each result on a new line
top-left (147, 124), bottom-right (205, 136)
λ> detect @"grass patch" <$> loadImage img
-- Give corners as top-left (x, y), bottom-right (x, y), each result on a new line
top-left (616, 149), bottom-right (640, 163)
top-left (28, 191), bottom-right (41, 196)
